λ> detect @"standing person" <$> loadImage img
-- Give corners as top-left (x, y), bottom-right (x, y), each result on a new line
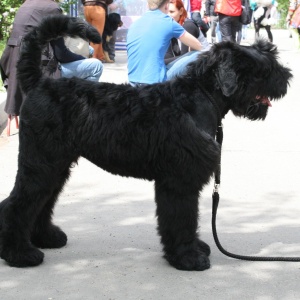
top-left (205, 0), bottom-right (218, 43)
top-left (126, 0), bottom-right (202, 85)
top-left (286, 0), bottom-right (300, 36)
top-left (214, 0), bottom-right (242, 42)
top-left (190, 0), bottom-right (209, 36)
top-left (107, 0), bottom-right (124, 62)
top-left (0, 0), bottom-right (62, 136)
top-left (82, 0), bottom-right (113, 62)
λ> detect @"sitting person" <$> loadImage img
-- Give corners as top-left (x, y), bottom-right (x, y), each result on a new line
top-left (165, 0), bottom-right (210, 65)
top-left (286, 0), bottom-right (300, 36)
top-left (126, 0), bottom-right (202, 86)
top-left (51, 37), bottom-right (103, 82)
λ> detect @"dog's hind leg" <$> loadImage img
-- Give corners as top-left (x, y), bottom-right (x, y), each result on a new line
top-left (0, 158), bottom-right (75, 267)
top-left (30, 166), bottom-right (73, 249)
top-left (155, 180), bottom-right (210, 271)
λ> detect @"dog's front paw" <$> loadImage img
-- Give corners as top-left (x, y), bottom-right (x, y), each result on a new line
top-left (165, 249), bottom-right (210, 271)
top-left (31, 224), bottom-right (67, 249)
top-left (0, 244), bottom-right (44, 267)
top-left (197, 239), bottom-right (211, 256)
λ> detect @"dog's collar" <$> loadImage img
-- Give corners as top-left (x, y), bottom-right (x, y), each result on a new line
top-left (199, 86), bottom-right (222, 127)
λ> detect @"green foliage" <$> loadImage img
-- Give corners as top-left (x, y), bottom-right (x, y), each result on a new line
top-left (60, 0), bottom-right (78, 13)
top-left (0, 40), bottom-right (5, 54)
top-left (277, 0), bottom-right (290, 28)
top-left (0, 0), bottom-right (78, 40)
top-left (0, 40), bottom-right (5, 90)
top-left (0, 0), bottom-right (23, 41)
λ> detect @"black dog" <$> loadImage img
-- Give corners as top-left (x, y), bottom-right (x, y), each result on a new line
top-left (0, 15), bottom-right (292, 270)
top-left (102, 12), bottom-right (123, 62)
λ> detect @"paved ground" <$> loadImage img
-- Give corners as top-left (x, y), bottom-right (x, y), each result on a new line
top-left (1, 29), bottom-right (300, 300)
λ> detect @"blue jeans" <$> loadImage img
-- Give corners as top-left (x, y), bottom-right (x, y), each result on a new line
top-left (61, 58), bottom-right (103, 82)
top-left (166, 50), bottom-right (207, 80)
top-left (191, 12), bottom-right (209, 36)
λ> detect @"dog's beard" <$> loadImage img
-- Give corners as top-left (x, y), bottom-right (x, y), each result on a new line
top-left (244, 102), bottom-right (269, 120)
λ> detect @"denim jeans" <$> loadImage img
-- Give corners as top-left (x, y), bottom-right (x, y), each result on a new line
top-left (166, 50), bottom-right (208, 80)
top-left (191, 12), bottom-right (209, 36)
top-left (60, 58), bottom-right (103, 82)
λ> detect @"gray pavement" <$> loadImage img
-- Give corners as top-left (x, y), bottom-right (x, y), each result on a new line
top-left (1, 29), bottom-right (300, 299)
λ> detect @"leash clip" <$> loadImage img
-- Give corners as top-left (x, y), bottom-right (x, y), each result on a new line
top-left (213, 183), bottom-right (220, 193)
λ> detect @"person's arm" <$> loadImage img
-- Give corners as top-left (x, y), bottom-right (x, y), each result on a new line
top-left (50, 37), bottom-right (85, 63)
top-left (179, 31), bottom-right (202, 51)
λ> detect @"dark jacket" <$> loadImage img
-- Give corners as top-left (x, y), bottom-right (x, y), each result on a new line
top-left (164, 19), bottom-right (199, 65)
top-left (0, 0), bottom-right (62, 116)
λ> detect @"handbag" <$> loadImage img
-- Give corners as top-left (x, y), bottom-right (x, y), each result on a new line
top-left (240, 0), bottom-right (252, 25)
top-left (64, 37), bottom-right (90, 58)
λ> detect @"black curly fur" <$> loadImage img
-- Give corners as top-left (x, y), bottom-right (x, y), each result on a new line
top-left (0, 15), bottom-right (292, 270)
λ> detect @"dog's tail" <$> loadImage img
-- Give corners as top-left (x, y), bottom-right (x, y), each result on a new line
top-left (17, 15), bottom-right (101, 94)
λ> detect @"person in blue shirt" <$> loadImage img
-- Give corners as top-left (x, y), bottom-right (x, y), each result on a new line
top-left (126, 0), bottom-right (202, 85)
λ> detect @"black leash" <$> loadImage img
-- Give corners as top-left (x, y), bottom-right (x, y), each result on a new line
top-left (202, 87), bottom-right (300, 262)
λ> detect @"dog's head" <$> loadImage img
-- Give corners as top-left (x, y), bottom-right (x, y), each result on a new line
top-left (191, 39), bottom-right (292, 121)
top-left (106, 13), bottom-right (123, 32)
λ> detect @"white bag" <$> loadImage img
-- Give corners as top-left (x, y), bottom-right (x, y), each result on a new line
top-left (64, 37), bottom-right (90, 58)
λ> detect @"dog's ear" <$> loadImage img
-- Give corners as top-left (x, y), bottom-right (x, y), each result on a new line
top-left (215, 61), bottom-right (238, 97)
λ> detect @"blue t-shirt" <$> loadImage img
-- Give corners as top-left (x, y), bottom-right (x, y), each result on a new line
top-left (126, 10), bottom-right (185, 84)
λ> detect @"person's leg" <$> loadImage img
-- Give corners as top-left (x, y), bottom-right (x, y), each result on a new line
top-left (232, 16), bottom-right (242, 43)
top-left (210, 16), bottom-right (218, 42)
top-left (107, 30), bottom-right (117, 61)
top-left (61, 58), bottom-right (103, 82)
top-left (242, 24), bottom-right (248, 39)
top-left (218, 13), bottom-right (233, 42)
top-left (265, 25), bottom-right (273, 42)
top-left (198, 30), bottom-right (211, 50)
top-left (191, 12), bottom-right (209, 37)
top-left (84, 6), bottom-right (106, 61)
top-left (166, 51), bottom-right (204, 80)
top-left (166, 51), bottom-right (196, 71)
top-left (216, 21), bottom-right (222, 42)
top-left (254, 20), bottom-right (260, 40)
top-left (236, 22), bottom-right (242, 44)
